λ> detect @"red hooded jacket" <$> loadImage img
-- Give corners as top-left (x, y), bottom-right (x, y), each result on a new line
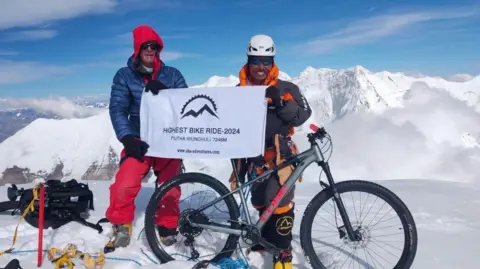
top-left (132, 25), bottom-right (165, 79)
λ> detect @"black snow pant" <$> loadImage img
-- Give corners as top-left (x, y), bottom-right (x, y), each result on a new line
top-left (231, 134), bottom-right (298, 251)
top-left (250, 174), bottom-right (295, 250)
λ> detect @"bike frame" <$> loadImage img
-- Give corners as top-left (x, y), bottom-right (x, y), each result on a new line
top-left (192, 131), bottom-right (359, 248)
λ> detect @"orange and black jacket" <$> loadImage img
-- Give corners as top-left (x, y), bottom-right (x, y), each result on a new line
top-left (238, 63), bottom-right (313, 148)
top-left (228, 63), bottom-right (313, 185)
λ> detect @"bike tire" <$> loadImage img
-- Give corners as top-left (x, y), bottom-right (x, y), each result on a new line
top-left (300, 180), bottom-right (418, 269)
top-left (144, 172), bottom-right (241, 264)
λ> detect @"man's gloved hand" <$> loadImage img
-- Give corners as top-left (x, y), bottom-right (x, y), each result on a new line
top-left (265, 86), bottom-right (284, 109)
top-left (120, 135), bottom-right (149, 162)
top-left (145, 80), bottom-right (168, 95)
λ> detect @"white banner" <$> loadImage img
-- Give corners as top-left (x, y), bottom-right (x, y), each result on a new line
top-left (139, 85), bottom-right (268, 159)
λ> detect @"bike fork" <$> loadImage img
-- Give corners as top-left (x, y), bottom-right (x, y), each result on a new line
top-left (321, 162), bottom-right (359, 241)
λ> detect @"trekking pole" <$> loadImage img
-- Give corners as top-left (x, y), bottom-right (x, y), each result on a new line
top-left (37, 184), bottom-right (45, 267)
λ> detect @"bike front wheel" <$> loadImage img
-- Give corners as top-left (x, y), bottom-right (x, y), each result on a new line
top-left (300, 180), bottom-right (418, 269)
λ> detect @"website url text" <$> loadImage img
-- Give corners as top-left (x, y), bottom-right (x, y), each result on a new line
top-left (177, 149), bottom-right (220, 154)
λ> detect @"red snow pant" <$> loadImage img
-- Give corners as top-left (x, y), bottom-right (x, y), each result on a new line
top-left (105, 149), bottom-right (182, 229)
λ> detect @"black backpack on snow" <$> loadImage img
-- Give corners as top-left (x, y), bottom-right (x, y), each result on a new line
top-left (0, 179), bottom-right (104, 233)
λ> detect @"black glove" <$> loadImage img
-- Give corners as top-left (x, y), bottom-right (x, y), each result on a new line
top-left (145, 80), bottom-right (168, 95)
top-left (265, 86), bottom-right (284, 108)
top-left (120, 135), bottom-right (149, 162)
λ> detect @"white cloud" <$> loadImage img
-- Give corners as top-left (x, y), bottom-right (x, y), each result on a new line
top-left (3, 29), bottom-right (58, 41)
top-left (107, 47), bottom-right (194, 62)
top-left (0, 51), bottom-right (192, 86)
top-left (162, 51), bottom-right (189, 61)
top-left (296, 82), bottom-right (480, 183)
top-left (0, 0), bottom-right (117, 30)
top-left (0, 0), bottom-right (193, 31)
top-left (115, 32), bottom-right (192, 44)
top-left (0, 60), bottom-right (72, 84)
top-left (445, 74), bottom-right (475, 82)
top-left (295, 7), bottom-right (479, 55)
top-left (2, 97), bottom-right (104, 118)
top-left (114, 0), bottom-right (185, 12)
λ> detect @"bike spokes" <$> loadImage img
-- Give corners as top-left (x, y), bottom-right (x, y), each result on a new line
top-left (312, 190), bottom-right (406, 268)
top-left (151, 182), bottom-right (233, 261)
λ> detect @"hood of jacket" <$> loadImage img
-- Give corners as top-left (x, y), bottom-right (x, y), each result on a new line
top-left (127, 25), bottom-right (165, 79)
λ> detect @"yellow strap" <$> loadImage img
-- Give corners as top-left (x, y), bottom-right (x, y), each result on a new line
top-left (81, 252), bottom-right (105, 269)
top-left (48, 244), bottom-right (105, 269)
top-left (64, 243), bottom-right (78, 257)
top-left (0, 184), bottom-right (41, 256)
top-left (48, 248), bottom-right (63, 261)
top-left (54, 255), bottom-right (74, 269)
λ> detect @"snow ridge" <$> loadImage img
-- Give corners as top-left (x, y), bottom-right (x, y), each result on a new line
top-left (0, 65), bottom-right (479, 185)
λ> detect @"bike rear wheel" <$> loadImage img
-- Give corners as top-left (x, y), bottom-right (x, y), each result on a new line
top-left (144, 172), bottom-right (241, 264)
top-left (300, 180), bottom-right (418, 269)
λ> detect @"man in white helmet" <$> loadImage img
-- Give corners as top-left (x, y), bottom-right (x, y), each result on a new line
top-left (228, 34), bottom-right (312, 269)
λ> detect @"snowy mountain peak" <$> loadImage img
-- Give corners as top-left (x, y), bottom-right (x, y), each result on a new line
top-left (197, 75), bottom-right (239, 88)
top-left (299, 66), bottom-right (318, 75)
top-left (351, 65), bottom-right (369, 74)
top-left (193, 70), bottom-right (292, 88)
top-left (0, 112), bottom-right (122, 185)
top-left (1, 65), bottom-right (480, 185)
top-left (193, 65), bottom-right (479, 125)
top-left (278, 70), bottom-right (291, 81)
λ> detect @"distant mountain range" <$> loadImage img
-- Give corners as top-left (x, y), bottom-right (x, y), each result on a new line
top-left (0, 108), bottom-right (59, 143)
top-left (0, 98), bottom-right (108, 143)
top-left (0, 65), bottom-right (478, 185)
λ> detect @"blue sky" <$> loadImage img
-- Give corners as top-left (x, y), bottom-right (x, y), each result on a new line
top-left (0, 0), bottom-right (479, 98)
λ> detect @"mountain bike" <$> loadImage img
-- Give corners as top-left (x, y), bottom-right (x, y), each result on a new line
top-left (144, 124), bottom-right (418, 268)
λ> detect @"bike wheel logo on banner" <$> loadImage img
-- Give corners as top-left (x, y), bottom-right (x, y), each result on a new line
top-left (180, 94), bottom-right (219, 119)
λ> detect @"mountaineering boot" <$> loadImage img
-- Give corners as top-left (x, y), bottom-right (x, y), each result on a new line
top-left (273, 247), bottom-right (293, 269)
top-left (157, 226), bottom-right (178, 246)
top-left (104, 224), bottom-right (132, 253)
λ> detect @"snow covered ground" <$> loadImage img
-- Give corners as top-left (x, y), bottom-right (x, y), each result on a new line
top-left (0, 78), bottom-right (479, 268)
top-left (1, 178), bottom-right (478, 269)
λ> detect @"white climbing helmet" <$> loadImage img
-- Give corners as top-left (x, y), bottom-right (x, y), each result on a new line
top-left (246, 34), bottom-right (276, 57)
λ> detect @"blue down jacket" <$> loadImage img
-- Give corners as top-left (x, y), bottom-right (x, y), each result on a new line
top-left (108, 56), bottom-right (188, 141)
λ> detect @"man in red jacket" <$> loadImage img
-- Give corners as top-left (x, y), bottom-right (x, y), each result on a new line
top-left (105, 25), bottom-right (188, 252)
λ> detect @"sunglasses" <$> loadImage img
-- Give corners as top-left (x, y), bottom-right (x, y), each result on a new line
top-left (248, 57), bottom-right (274, 66)
top-left (141, 41), bottom-right (161, 51)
